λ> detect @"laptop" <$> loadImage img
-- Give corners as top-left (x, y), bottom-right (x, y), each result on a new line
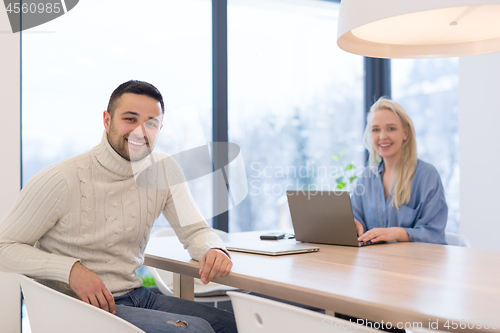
top-left (286, 190), bottom-right (383, 247)
top-left (225, 241), bottom-right (319, 256)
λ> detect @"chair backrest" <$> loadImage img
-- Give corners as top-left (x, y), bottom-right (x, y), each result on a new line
top-left (228, 291), bottom-right (377, 333)
top-left (148, 266), bottom-right (175, 296)
top-left (19, 275), bottom-right (145, 333)
top-left (445, 232), bottom-right (471, 247)
top-left (149, 228), bottom-right (177, 294)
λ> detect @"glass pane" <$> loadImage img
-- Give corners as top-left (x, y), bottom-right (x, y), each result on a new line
top-left (392, 58), bottom-right (459, 233)
top-left (22, 0), bottom-right (213, 229)
top-left (228, 0), bottom-right (364, 231)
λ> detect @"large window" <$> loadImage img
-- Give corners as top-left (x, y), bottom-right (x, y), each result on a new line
top-left (392, 58), bottom-right (459, 232)
top-left (22, 0), bottom-right (459, 234)
top-left (22, 0), bottom-right (213, 229)
top-left (228, 0), bottom-right (364, 231)
top-left (21, 2), bottom-right (460, 238)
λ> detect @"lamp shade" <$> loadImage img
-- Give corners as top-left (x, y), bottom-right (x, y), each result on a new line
top-left (337, 0), bottom-right (500, 58)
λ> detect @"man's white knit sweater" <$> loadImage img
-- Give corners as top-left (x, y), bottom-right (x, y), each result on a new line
top-left (0, 134), bottom-right (226, 297)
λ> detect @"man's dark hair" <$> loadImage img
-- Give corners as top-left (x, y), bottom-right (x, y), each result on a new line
top-left (107, 80), bottom-right (165, 117)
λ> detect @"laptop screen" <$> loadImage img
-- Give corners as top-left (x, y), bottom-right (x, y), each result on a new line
top-left (286, 190), bottom-right (360, 247)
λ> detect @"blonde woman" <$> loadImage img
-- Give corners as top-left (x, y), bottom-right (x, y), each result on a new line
top-left (351, 97), bottom-right (447, 244)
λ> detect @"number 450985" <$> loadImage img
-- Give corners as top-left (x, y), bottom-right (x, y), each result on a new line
top-left (6, 3), bottom-right (61, 14)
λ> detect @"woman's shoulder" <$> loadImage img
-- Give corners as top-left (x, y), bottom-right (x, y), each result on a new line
top-left (358, 164), bottom-right (380, 179)
top-left (415, 159), bottom-right (439, 175)
top-left (414, 159), bottom-right (442, 185)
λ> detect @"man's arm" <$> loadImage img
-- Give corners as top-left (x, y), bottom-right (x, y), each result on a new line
top-left (161, 155), bottom-right (232, 281)
top-left (69, 262), bottom-right (116, 314)
top-left (0, 166), bottom-right (79, 282)
top-left (199, 249), bottom-right (232, 284)
top-left (0, 166), bottom-right (117, 311)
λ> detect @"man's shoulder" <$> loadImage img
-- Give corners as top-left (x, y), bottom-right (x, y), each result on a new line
top-left (23, 161), bottom-right (70, 192)
top-left (150, 151), bottom-right (182, 172)
top-left (53, 149), bottom-right (94, 173)
top-left (27, 150), bottom-right (94, 184)
top-left (148, 151), bottom-right (188, 186)
top-left (151, 150), bottom-right (170, 161)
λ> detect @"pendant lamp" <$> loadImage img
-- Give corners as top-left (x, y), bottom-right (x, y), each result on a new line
top-left (337, 0), bottom-right (500, 58)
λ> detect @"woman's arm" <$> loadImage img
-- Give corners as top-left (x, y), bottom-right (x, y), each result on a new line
top-left (357, 227), bottom-right (410, 243)
top-left (351, 199), bottom-right (368, 234)
top-left (402, 183), bottom-right (448, 244)
top-left (398, 162), bottom-right (448, 244)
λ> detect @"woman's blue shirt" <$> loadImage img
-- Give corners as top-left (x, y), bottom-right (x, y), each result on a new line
top-left (351, 159), bottom-right (448, 244)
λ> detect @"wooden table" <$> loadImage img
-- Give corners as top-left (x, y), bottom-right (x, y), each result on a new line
top-left (144, 231), bottom-right (500, 332)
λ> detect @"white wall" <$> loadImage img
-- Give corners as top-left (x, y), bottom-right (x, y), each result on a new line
top-left (459, 52), bottom-right (500, 251)
top-left (0, 5), bottom-right (22, 333)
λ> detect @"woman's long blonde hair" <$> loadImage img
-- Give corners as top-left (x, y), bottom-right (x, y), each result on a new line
top-left (362, 97), bottom-right (417, 209)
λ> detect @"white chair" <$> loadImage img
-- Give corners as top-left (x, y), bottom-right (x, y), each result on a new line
top-left (445, 232), bottom-right (471, 247)
top-left (148, 228), bottom-right (239, 307)
top-left (406, 328), bottom-right (449, 333)
top-left (19, 274), bottom-right (145, 333)
top-left (228, 291), bottom-right (378, 333)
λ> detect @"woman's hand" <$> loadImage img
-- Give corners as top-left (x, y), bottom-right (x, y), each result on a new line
top-left (354, 218), bottom-right (364, 237)
top-left (357, 227), bottom-right (410, 243)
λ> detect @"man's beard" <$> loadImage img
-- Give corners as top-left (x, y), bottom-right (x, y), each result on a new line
top-left (107, 127), bottom-right (153, 162)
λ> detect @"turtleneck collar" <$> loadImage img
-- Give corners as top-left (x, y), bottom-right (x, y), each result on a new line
top-left (92, 132), bottom-right (152, 179)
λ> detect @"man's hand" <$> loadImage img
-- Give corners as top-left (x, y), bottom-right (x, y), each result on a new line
top-left (357, 227), bottom-right (410, 243)
top-left (198, 249), bottom-right (232, 284)
top-left (69, 262), bottom-right (116, 314)
top-left (354, 218), bottom-right (364, 237)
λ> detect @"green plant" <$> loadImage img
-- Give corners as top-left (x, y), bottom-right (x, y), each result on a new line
top-left (332, 151), bottom-right (357, 191)
top-left (138, 274), bottom-right (156, 287)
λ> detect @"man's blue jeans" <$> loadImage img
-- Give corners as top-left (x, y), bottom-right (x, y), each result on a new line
top-left (114, 287), bottom-right (237, 333)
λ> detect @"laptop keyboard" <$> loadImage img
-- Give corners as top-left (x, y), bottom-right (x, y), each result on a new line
top-left (359, 240), bottom-right (386, 246)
